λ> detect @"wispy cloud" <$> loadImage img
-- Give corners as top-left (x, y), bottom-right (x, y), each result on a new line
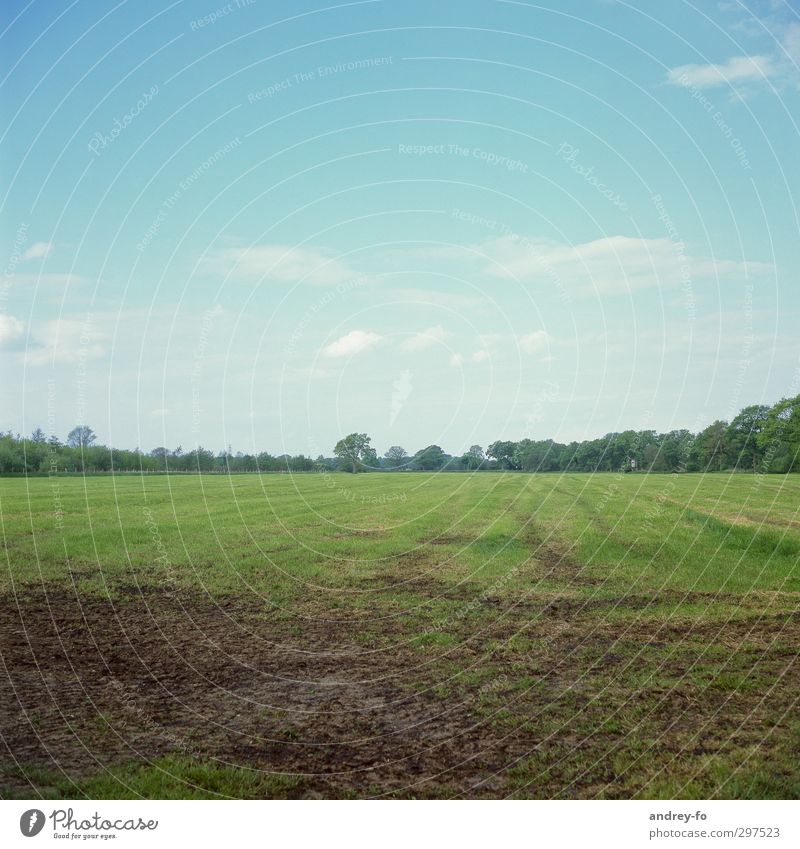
top-left (206, 244), bottom-right (356, 285)
top-left (666, 8), bottom-right (800, 92)
top-left (399, 324), bottom-right (452, 352)
top-left (283, 364), bottom-right (333, 382)
top-left (0, 314), bottom-right (24, 347)
top-left (322, 329), bottom-right (381, 358)
top-left (8, 272), bottom-right (86, 286)
top-left (24, 319), bottom-right (106, 365)
top-left (475, 234), bottom-right (772, 295)
top-left (383, 288), bottom-right (485, 310)
top-left (519, 330), bottom-right (550, 355)
top-left (22, 241), bottom-right (55, 261)
top-left (666, 54), bottom-right (778, 88)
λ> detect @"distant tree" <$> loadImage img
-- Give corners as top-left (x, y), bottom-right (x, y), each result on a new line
top-left (513, 439), bottom-right (561, 472)
top-left (487, 440), bottom-right (519, 470)
top-left (361, 446), bottom-right (379, 470)
top-left (185, 446), bottom-right (214, 471)
top-left (726, 404), bottom-right (770, 471)
top-left (758, 395), bottom-right (800, 472)
top-left (384, 445), bottom-right (409, 468)
top-left (642, 441), bottom-right (664, 471)
top-left (413, 444), bottom-right (446, 470)
top-left (66, 425), bottom-right (96, 448)
top-left (692, 420), bottom-right (730, 471)
top-left (660, 430), bottom-right (694, 471)
top-left (333, 433), bottom-right (374, 473)
top-left (31, 427), bottom-right (46, 444)
top-left (461, 444), bottom-right (485, 470)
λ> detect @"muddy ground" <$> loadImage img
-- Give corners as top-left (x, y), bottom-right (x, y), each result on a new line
top-left (2, 578), bottom-right (798, 798)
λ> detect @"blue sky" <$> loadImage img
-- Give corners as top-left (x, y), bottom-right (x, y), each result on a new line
top-left (1, 0), bottom-right (799, 457)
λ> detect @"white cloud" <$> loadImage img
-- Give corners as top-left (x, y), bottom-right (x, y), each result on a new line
top-left (150, 408), bottom-right (169, 418)
top-left (209, 245), bottom-right (355, 285)
top-left (0, 314), bottom-right (24, 347)
top-left (519, 330), bottom-right (550, 354)
top-left (781, 22), bottom-right (800, 64)
top-left (449, 353), bottom-right (464, 367)
top-left (666, 54), bottom-right (778, 88)
top-left (471, 349), bottom-right (491, 363)
top-left (399, 324), bottom-right (452, 352)
top-left (385, 288), bottom-right (485, 309)
top-left (22, 241), bottom-right (54, 261)
top-left (284, 365), bottom-right (332, 382)
top-left (477, 332), bottom-right (503, 348)
top-left (7, 273), bottom-right (86, 286)
top-left (477, 234), bottom-right (772, 295)
top-left (25, 319), bottom-right (106, 365)
top-left (322, 329), bottom-right (382, 358)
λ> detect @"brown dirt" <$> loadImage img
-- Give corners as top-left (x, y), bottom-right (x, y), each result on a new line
top-left (2, 579), bottom-right (799, 799)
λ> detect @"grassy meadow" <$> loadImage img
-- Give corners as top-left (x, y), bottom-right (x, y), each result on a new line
top-left (1, 471), bottom-right (798, 799)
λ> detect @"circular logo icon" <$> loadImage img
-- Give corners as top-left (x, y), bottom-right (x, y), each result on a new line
top-left (19, 809), bottom-right (46, 837)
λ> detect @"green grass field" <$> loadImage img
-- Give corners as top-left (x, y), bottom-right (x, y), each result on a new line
top-left (1, 472), bottom-right (798, 799)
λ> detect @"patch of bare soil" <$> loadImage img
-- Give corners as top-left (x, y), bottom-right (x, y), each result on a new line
top-left (1, 582), bottom-right (798, 799)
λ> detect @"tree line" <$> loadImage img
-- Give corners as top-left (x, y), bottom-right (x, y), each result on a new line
top-left (1, 395), bottom-right (798, 475)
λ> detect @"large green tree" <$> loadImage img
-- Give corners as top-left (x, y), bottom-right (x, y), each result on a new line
top-left (413, 444), bottom-right (446, 470)
top-left (726, 404), bottom-right (770, 471)
top-left (333, 433), bottom-right (374, 473)
top-left (460, 444), bottom-right (485, 470)
top-left (758, 395), bottom-right (800, 472)
top-left (487, 440), bottom-right (519, 470)
top-left (691, 420), bottom-right (729, 471)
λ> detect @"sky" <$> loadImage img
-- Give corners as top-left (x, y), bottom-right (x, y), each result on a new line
top-left (1, 0), bottom-right (799, 458)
